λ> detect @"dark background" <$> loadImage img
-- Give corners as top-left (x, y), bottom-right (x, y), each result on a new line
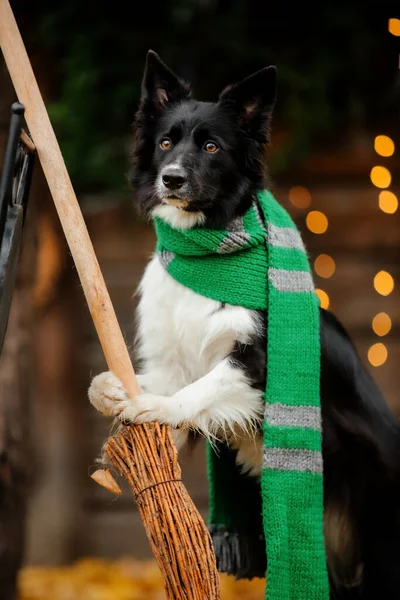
top-left (9, 0), bottom-right (400, 190)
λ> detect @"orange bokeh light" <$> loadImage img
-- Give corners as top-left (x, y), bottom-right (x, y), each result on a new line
top-left (379, 191), bottom-right (398, 214)
top-left (373, 271), bottom-right (395, 296)
top-left (374, 135), bottom-right (395, 157)
top-left (306, 211), bottom-right (328, 234)
top-left (370, 166), bottom-right (392, 189)
top-left (289, 186), bottom-right (312, 209)
top-left (314, 254), bottom-right (336, 279)
top-left (368, 343), bottom-right (388, 367)
top-left (389, 18), bottom-right (400, 36)
top-left (372, 313), bottom-right (392, 337)
top-left (315, 289), bottom-right (330, 309)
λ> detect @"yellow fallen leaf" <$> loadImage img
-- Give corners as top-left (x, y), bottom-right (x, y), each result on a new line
top-left (18, 557), bottom-right (266, 600)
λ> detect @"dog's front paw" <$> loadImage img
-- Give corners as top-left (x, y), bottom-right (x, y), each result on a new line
top-left (88, 371), bottom-right (129, 416)
top-left (117, 393), bottom-right (171, 425)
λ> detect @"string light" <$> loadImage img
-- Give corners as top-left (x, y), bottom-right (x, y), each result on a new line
top-left (389, 18), bottom-right (400, 36)
top-left (370, 166), bottom-right (392, 188)
top-left (373, 270), bottom-right (395, 296)
top-left (374, 135), bottom-right (395, 157)
top-left (372, 312), bottom-right (392, 337)
top-left (314, 254), bottom-right (336, 278)
top-left (306, 211), bottom-right (328, 234)
top-left (315, 289), bottom-right (329, 310)
top-left (368, 343), bottom-right (388, 367)
top-left (379, 190), bottom-right (398, 214)
top-left (289, 186), bottom-right (312, 209)
top-left (367, 19), bottom-right (397, 367)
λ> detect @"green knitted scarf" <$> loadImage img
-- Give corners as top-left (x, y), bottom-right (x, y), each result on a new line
top-left (153, 190), bottom-right (329, 600)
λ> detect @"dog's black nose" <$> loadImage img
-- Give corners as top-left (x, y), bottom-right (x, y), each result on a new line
top-left (162, 167), bottom-right (187, 190)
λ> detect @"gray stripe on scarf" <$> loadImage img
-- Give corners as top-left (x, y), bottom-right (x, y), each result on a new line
top-left (253, 201), bottom-right (267, 232)
top-left (265, 403), bottom-right (322, 431)
top-left (268, 223), bottom-right (305, 251)
top-left (228, 215), bottom-right (246, 232)
top-left (269, 268), bottom-right (314, 292)
top-left (263, 448), bottom-right (323, 474)
top-left (217, 216), bottom-right (251, 254)
top-left (158, 250), bottom-right (175, 268)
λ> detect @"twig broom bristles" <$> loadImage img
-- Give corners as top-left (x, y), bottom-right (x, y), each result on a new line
top-left (104, 423), bottom-right (219, 599)
top-left (0, 2), bottom-right (220, 598)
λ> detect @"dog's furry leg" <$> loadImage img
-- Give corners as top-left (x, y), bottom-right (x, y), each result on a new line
top-left (89, 359), bottom-right (263, 439)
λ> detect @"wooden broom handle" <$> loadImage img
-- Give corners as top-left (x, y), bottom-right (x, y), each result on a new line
top-left (0, 0), bottom-right (140, 399)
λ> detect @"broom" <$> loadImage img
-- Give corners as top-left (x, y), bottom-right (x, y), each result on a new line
top-left (0, 2), bottom-right (220, 598)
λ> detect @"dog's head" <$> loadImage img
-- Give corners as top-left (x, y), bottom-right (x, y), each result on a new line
top-left (131, 50), bottom-right (276, 229)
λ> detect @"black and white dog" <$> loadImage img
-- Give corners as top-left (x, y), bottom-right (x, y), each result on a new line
top-left (89, 50), bottom-right (400, 599)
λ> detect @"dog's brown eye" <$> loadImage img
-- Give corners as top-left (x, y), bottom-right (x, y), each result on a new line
top-left (160, 138), bottom-right (172, 150)
top-left (204, 141), bottom-right (218, 153)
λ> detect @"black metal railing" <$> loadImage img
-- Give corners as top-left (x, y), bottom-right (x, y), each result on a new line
top-left (0, 102), bottom-right (35, 354)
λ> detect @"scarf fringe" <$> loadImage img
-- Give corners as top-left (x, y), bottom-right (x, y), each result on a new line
top-left (209, 526), bottom-right (266, 580)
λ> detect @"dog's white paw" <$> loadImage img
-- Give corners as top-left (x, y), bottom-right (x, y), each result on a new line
top-left (117, 393), bottom-right (171, 425)
top-left (88, 371), bottom-right (129, 417)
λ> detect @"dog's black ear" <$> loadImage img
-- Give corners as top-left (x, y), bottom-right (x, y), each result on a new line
top-left (141, 50), bottom-right (190, 110)
top-left (219, 66), bottom-right (277, 129)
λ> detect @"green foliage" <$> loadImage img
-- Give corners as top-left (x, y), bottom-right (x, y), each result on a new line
top-left (29, 0), bottom-right (398, 192)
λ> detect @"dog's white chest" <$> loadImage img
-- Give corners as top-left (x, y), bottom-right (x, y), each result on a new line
top-left (136, 255), bottom-right (258, 392)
